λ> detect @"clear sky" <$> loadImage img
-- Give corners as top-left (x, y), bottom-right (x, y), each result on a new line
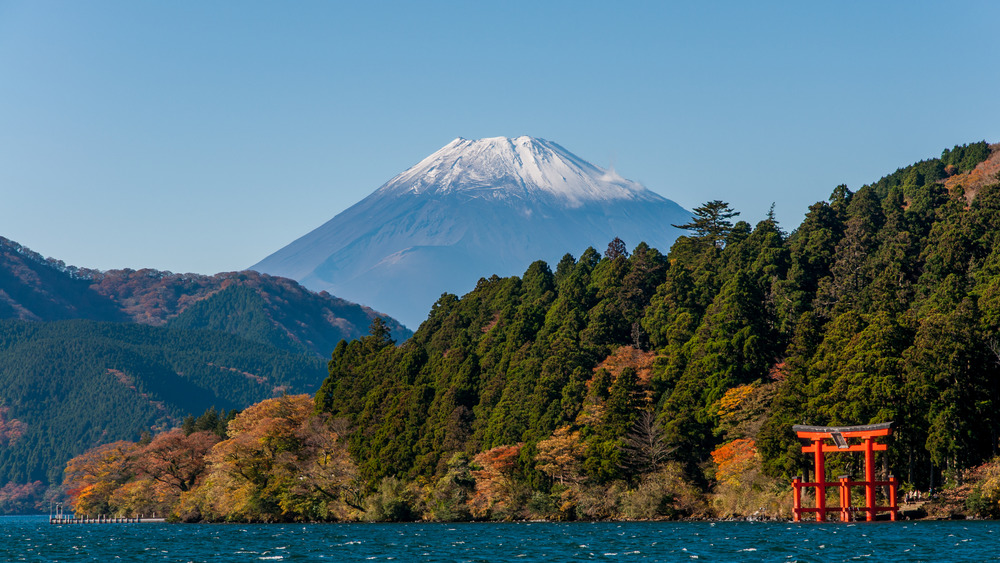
top-left (1, 1), bottom-right (998, 275)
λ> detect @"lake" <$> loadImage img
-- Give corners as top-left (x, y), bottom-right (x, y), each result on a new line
top-left (1, 515), bottom-right (997, 561)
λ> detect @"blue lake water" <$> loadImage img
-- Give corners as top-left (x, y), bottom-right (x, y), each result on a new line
top-left (1, 515), bottom-right (997, 562)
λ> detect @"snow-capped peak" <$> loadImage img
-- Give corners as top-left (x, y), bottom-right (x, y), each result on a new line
top-left (377, 136), bottom-right (658, 207)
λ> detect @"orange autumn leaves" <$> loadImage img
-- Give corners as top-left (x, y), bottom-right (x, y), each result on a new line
top-left (711, 384), bottom-right (758, 486)
top-left (63, 384), bottom-right (760, 522)
top-left (192, 396), bottom-right (358, 521)
top-left (468, 444), bottom-right (522, 519)
top-left (63, 395), bottom-right (357, 522)
top-left (64, 431), bottom-right (222, 518)
top-left (710, 438), bottom-right (756, 486)
top-left (64, 441), bottom-right (148, 517)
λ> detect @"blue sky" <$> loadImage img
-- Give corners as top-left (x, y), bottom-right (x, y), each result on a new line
top-left (1, 1), bottom-right (998, 274)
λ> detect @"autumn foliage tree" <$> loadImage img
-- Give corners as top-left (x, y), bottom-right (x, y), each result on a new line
top-left (0, 481), bottom-right (44, 514)
top-left (64, 441), bottom-right (141, 517)
top-left (137, 429), bottom-right (219, 494)
top-left (535, 426), bottom-right (585, 485)
top-left (188, 394), bottom-right (358, 522)
top-left (468, 444), bottom-right (523, 520)
top-left (61, 397), bottom-right (357, 522)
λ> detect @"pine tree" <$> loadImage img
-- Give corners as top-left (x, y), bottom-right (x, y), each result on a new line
top-left (672, 200), bottom-right (741, 248)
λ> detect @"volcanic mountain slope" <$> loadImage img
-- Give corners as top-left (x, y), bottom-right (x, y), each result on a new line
top-left (251, 136), bottom-right (691, 328)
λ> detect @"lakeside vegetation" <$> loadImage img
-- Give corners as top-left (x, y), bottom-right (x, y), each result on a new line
top-left (57, 141), bottom-right (1000, 521)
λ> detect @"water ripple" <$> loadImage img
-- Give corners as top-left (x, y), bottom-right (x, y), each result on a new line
top-left (1, 516), bottom-right (998, 562)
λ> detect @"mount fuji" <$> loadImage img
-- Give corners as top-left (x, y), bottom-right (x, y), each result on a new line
top-left (251, 136), bottom-right (691, 329)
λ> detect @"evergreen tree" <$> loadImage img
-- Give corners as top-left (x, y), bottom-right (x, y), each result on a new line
top-left (672, 200), bottom-right (741, 248)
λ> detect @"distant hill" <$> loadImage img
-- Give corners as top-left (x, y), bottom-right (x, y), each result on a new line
top-left (252, 136), bottom-right (692, 328)
top-left (0, 237), bottom-right (411, 356)
top-left (89, 268), bottom-right (411, 356)
top-left (0, 237), bottom-right (125, 323)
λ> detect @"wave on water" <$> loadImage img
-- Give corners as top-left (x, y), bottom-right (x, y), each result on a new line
top-left (0, 519), bottom-right (997, 561)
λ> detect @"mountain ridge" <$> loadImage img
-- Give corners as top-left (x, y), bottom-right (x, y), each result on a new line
top-left (0, 236), bottom-right (411, 354)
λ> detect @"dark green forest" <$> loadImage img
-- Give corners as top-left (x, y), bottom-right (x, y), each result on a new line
top-left (314, 141), bottom-right (1000, 515)
top-left (167, 284), bottom-right (346, 356)
top-left (0, 319), bottom-right (326, 487)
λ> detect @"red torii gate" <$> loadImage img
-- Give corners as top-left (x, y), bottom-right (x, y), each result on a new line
top-left (791, 422), bottom-right (898, 522)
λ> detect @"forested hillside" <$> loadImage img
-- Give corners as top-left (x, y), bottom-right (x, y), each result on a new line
top-left (90, 269), bottom-right (412, 354)
top-left (0, 238), bottom-right (125, 323)
top-left (0, 319), bottom-right (326, 489)
top-left (0, 240), bottom-right (411, 356)
top-left (58, 141), bottom-right (1000, 522)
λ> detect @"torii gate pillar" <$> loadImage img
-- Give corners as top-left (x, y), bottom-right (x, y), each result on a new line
top-left (791, 423), bottom-right (898, 522)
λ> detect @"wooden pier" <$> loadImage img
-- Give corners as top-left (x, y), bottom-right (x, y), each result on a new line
top-left (49, 503), bottom-right (165, 524)
top-left (50, 516), bottom-right (166, 524)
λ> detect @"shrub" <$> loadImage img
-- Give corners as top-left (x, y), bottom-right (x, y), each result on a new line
top-left (621, 463), bottom-right (707, 519)
top-left (966, 460), bottom-right (1000, 519)
top-left (363, 477), bottom-right (417, 522)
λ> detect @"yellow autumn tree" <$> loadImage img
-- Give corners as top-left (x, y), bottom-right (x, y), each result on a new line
top-left (107, 478), bottom-right (173, 518)
top-left (64, 441), bottom-right (141, 517)
top-left (190, 394), bottom-right (357, 522)
top-left (535, 426), bottom-right (585, 485)
top-left (709, 381), bottom-right (788, 519)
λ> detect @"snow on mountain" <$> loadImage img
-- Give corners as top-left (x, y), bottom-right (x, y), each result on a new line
top-left (251, 137), bottom-right (691, 330)
top-left (381, 136), bottom-right (655, 206)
